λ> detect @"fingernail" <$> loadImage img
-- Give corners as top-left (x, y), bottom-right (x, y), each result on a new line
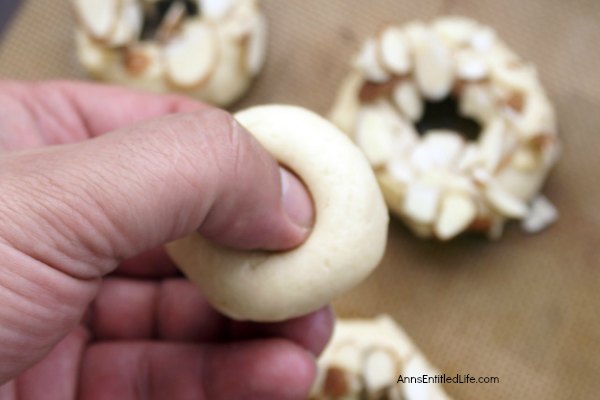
top-left (280, 167), bottom-right (314, 229)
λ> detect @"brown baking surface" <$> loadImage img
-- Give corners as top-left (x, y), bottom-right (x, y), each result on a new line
top-left (1, 1), bottom-right (599, 398)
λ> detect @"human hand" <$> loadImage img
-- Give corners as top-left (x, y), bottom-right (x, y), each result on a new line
top-left (0, 81), bottom-right (332, 399)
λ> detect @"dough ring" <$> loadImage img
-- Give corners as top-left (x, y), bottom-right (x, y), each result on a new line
top-left (73, 0), bottom-right (268, 107)
top-left (309, 315), bottom-right (451, 400)
top-left (166, 105), bottom-right (389, 322)
top-left (330, 17), bottom-right (560, 240)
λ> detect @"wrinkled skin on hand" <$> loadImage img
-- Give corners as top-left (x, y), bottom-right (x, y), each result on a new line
top-left (0, 81), bottom-right (332, 400)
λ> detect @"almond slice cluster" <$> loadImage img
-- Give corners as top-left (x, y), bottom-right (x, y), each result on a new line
top-left (73, 0), bottom-right (267, 106)
top-left (330, 17), bottom-right (560, 240)
top-left (310, 315), bottom-right (451, 400)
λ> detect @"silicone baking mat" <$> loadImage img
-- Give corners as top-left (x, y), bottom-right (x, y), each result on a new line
top-left (1, 1), bottom-right (600, 398)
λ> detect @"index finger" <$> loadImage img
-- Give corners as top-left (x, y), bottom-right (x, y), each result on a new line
top-left (2, 79), bottom-right (208, 144)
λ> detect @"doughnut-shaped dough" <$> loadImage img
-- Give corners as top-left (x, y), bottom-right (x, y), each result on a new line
top-left (166, 105), bottom-right (389, 322)
top-left (330, 17), bottom-right (560, 240)
top-left (73, 0), bottom-right (267, 106)
top-left (310, 315), bottom-right (451, 400)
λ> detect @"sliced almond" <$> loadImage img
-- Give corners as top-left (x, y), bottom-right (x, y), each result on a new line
top-left (470, 26), bottom-right (497, 52)
top-left (385, 128), bottom-right (417, 184)
top-left (329, 71), bottom-right (363, 133)
top-left (221, 0), bottom-right (256, 39)
top-left (414, 32), bottom-right (454, 100)
top-left (457, 143), bottom-right (482, 171)
top-left (355, 106), bottom-right (395, 167)
top-left (510, 90), bottom-right (557, 139)
top-left (456, 48), bottom-right (489, 81)
top-left (492, 62), bottom-right (537, 93)
top-left (501, 127), bottom-right (520, 156)
top-left (459, 83), bottom-right (498, 124)
top-left (108, 0), bottom-right (143, 46)
top-left (485, 181), bottom-right (528, 218)
top-left (75, 30), bottom-right (111, 75)
top-left (403, 182), bottom-right (441, 224)
top-left (156, 1), bottom-right (187, 42)
top-left (392, 81), bottom-right (423, 122)
top-left (479, 118), bottom-right (505, 172)
top-left (411, 131), bottom-right (464, 170)
top-left (410, 143), bottom-right (436, 172)
top-left (472, 167), bottom-right (492, 186)
top-left (378, 26), bottom-right (411, 75)
top-left (419, 170), bottom-right (451, 187)
top-left (379, 175), bottom-right (407, 217)
top-left (164, 21), bottom-right (218, 89)
top-left (435, 192), bottom-right (477, 240)
top-left (495, 166), bottom-right (547, 201)
top-left (391, 126), bottom-right (418, 152)
top-left (424, 131), bottom-right (464, 166)
top-left (244, 14), bottom-right (268, 76)
top-left (355, 39), bottom-right (391, 83)
top-left (386, 159), bottom-right (415, 185)
top-left (362, 347), bottom-right (399, 393)
top-left (73, 0), bottom-right (119, 41)
top-left (521, 195), bottom-right (558, 233)
top-left (432, 16), bottom-right (478, 47)
top-left (198, 0), bottom-right (236, 19)
top-left (455, 181), bottom-right (479, 199)
top-left (331, 342), bottom-right (363, 374)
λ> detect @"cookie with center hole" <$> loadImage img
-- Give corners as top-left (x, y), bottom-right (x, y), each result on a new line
top-left (73, 0), bottom-right (268, 106)
top-left (330, 17), bottom-right (560, 240)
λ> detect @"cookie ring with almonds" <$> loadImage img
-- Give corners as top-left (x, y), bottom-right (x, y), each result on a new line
top-left (309, 315), bottom-right (451, 400)
top-left (330, 17), bottom-right (560, 240)
top-left (73, 0), bottom-right (268, 107)
top-left (166, 105), bottom-right (389, 322)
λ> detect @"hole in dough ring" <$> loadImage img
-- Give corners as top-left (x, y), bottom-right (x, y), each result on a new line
top-left (166, 105), bottom-right (389, 322)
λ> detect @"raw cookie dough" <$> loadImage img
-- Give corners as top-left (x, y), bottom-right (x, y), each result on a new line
top-left (73, 0), bottom-right (267, 106)
top-left (167, 105), bottom-right (389, 322)
top-left (310, 315), bottom-right (451, 400)
top-left (330, 17), bottom-right (560, 240)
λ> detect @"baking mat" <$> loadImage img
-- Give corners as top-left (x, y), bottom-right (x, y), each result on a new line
top-left (1, 0), bottom-right (600, 398)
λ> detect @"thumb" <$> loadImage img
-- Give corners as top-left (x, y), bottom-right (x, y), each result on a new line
top-left (0, 108), bottom-right (314, 279)
top-left (0, 108), bottom-right (314, 380)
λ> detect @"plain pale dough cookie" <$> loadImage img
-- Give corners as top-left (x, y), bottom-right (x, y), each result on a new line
top-left (330, 17), bottom-right (560, 240)
top-left (167, 105), bottom-right (389, 322)
top-left (310, 315), bottom-right (451, 400)
top-left (73, 0), bottom-right (267, 106)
